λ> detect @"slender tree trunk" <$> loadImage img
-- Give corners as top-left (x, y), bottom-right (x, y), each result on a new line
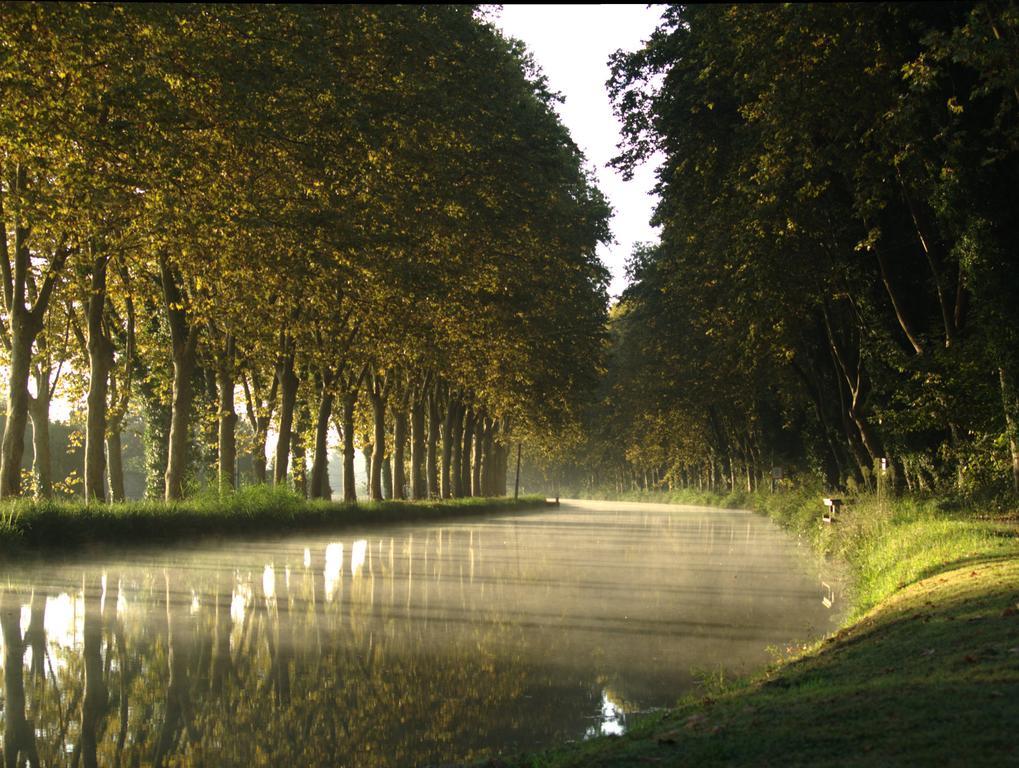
top-left (253, 419), bottom-right (269, 484)
top-left (442, 400), bottom-right (460, 498)
top-left (370, 392), bottom-right (385, 501)
top-left (107, 426), bottom-right (125, 502)
top-left (28, 391), bottom-right (51, 499)
top-left (410, 396), bottom-right (425, 499)
top-left (449, 404), bottom-right (464, 498)
top-left (514, 442), bottom-right (522, 499)
top-left (480, 419), bottom-right (494, 496)
top-left (382, 455), bottom-right (393, 499)
top-left (292, 398), bottom-right (310, 497)
top-left (161, 257), bottom-right (198, 501)
top-left (999, 366), bottom-right (1019, 494)
top-left (217, 335), bottom-right (237, 493)
top-left (460, 409), bottom-right (475, 498)
top-left (363, 440), bottom-right (374, 499)
top-left (292, 430), bottom-right (307, 498)
top-left (874, 246), bottom-right (924, 355)
top-left (472, 419), bottom-right (484, 496)
top-left (900, 183), bottom-right (957, 347)
top-left (1, 321), bottom-right (36, 498)
top-left (393, 409), bottom-right (408, 500)
top-left (310, 386), bottom-right (333, 500)
top-left (274, 350), bottom-right (298, 487)
top-left (427, 388), bottom-right (440, 497)
top-left (342, 392), bottom-right (356, 502)
top-left (165, 347), bottom-right (196, 501)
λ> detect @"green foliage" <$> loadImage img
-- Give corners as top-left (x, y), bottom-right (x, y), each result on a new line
top-left (576, 2), bottom-right (1019, 500)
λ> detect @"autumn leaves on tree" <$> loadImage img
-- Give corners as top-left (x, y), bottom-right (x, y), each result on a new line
top-left (0, 5), bottom-right (610, 502)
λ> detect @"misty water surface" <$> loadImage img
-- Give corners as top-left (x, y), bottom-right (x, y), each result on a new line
top-left (0, 500), bottom-right (841, 767)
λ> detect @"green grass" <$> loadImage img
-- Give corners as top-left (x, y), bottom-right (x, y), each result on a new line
top-left (0, 485), bottom-right (547, 552)
top-left (500, 488), bottom-right (1019, 767)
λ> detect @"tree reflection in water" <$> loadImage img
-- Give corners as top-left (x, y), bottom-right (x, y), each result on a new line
top-left (0, 509), bottom-right (838, 767)
top-left (0, 535), bottom-right (598, 767)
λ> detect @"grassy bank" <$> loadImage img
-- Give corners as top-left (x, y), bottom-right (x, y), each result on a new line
top-left (501, 488), bottom-right (1019, 767)
top-left (0, 486), bottom-right (546, 552)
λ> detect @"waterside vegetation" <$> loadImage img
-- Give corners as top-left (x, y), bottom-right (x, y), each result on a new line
top-left (0, 485), bottom-right (546, 552)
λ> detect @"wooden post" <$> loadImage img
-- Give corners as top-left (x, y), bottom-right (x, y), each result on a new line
top-left (513, 442), bottom-right (521, 499)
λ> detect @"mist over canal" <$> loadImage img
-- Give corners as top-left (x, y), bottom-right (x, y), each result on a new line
top-left (0, 500), bottom-right (841, 767)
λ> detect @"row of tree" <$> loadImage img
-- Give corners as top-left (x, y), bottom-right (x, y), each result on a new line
top-left (0, 5), bottom-right (609, 501)
top-left (574, 2), bottom-right (1018, 496)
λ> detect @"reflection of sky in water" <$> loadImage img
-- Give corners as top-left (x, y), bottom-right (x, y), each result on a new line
top-left (585, 690), bottom-right (625, 738)
top-left (351, 539), bottom-right (367, 577)
top-left (262, 564), bottom-right (276, 600)
top-left (324, 542), bottom-right (344, 600)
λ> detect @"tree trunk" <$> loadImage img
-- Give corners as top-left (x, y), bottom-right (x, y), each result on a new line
top-left (84, 284), bottom-right (112, 504)
top-left (342, 392), bottom-right (356, 502)
top-left (28, 391), bottom-right (51, 499)
top-left (427, 388), bottom-right (440, 497)
top-left (460, 409), bottom-right (475, 498)
top-left (382, 455), bottom-right (393, 499)
top-left (443, 400), bottom-right (461, 499)
top-left (273, 350), bottom-right (298, 487)
top-left (514, 443), bottom-right (522, 499)
top-left (472, 420), bottom-right (484, 496)
top-left (310, 386), bottom-right (333, 500)
top-left (363, 440), bottom-right (373, 499)
top-left (370, 391), bottom-right (385, 501)
top-left (107, 427), bottom-right (125, 502)
top-left (165, 349), bottom-right (196, 501)
top-left (410, 396), bottom-right (425, 499)
top-left (253, 419), bottom-right (269, 484)
top-left (217, 335), bottom-right (237, 493)
top-left (393, 409), bottom-right (408, 500)
top-left (292, 398), bottom-right (310, 497)
top-left (161, 257), bottom-right (198, 501)
top-left (292, 430), bottom-right (307, 498)
top-left (0, 322), bottom-right (36, 498)
top-left (900, 182), bottom-right (957, 347)
top-left (1000, 366), bottom-right (1019, 494)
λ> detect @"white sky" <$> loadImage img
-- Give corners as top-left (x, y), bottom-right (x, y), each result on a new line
top-left (492, 4), bottom-right (665, 298)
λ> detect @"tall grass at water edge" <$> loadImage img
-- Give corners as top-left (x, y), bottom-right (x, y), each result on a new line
top-left (0, 485), bottom-right (545, 551)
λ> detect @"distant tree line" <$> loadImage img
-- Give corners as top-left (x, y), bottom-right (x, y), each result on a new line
top-left (578, 2), bottom-right (1019, 496)
top-left (0, 4), bottom-right (609, 502)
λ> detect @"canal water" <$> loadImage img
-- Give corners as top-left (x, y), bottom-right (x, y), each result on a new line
top-left (0, 500), bottom-right (841, 767)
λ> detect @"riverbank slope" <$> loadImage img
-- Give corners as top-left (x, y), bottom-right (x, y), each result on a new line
top-left (0, 487), bottom-right (546, 552)
top-left (502, 490), bottom-right (1018, 767)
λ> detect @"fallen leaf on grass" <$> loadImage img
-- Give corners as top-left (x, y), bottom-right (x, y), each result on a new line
top-left (921, 648), bottom-right (935, 657)
top-left (1002, 604), bottom-right (1018, 617)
